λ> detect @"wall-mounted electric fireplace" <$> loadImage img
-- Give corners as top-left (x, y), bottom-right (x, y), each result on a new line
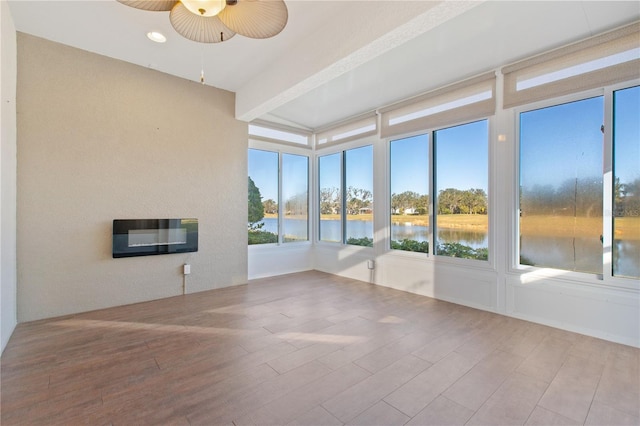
top-left (113, 219), bottom-right (198, 258)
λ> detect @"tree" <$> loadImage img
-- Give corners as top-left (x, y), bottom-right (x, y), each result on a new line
top-left (248, 177), bottom-right (264, 229)
top-left (438, 188), bottom-right (463, 214)
top-left (468, 188), bottom-right (487, 214)
top-left (391, 191), bottom-right (420, 214)
top-left (616, 177), bottom-right (640, 217)
top-left (347, 186), bottom-right (372, 214)
top-left (263, 199), bottom-right (278, 215)
top-left (320, 187), bottom-right (340, 214)
top-left (285, 193), bottom-right (308, 216)
top-left (416, 194), bottom-right (430, 215)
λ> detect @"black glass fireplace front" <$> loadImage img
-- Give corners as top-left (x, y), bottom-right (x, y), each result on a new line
top-left (113, 219), bottom-right (198, 258)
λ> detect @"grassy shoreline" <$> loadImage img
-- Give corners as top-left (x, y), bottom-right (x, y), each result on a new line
top-left (263, 213), bottom-right (639, 240)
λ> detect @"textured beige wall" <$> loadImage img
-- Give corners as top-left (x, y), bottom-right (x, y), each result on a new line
top-left (1, 0), bottom-right (18, 352)
top-left (17, 33), bottom-right (248, 322)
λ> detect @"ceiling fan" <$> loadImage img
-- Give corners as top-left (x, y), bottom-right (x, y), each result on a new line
top-left (117, 0), bottom-right (288, 43)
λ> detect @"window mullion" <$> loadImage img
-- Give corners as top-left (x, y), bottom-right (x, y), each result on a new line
top-left (603, 88), bottom-right (614, 281)
top-left (341, 151), bottom-right (346, 244)
top-left (430, 131), bottom-right (436, 256)
top-left (278, 152), bottom-right (283, 245)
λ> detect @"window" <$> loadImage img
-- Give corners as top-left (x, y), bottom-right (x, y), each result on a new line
top-left (382, 71), bottom-right (495, 259)
top-left (248, 149), bottom-right (278, 245)
top-left (318, 153), bottom-right (341, 243)
top-left (318, 145), bottom-right (373, 246)
top-left (519, 97), bottom-right (604, 274)
top-left (434, 120), bottom-right (489, 260)
top-left (612, 85), bottom-right (640, 279)
top-left (249, 123), bottom-right (311, 146)
top-left (510, 22), bottom-right (639, 281)
top-left (248, 148), bottom-right (309, 245)
top-left (390, 134), bottom-right (429, 253)
top-left (345, 146), bottom-right (373, 246)
top-left (388, 120), bottom-right (489, 259)
top-left (316, 114), bottom-right (378, 145)
top-left (282, 153), bottom-right (309, 242)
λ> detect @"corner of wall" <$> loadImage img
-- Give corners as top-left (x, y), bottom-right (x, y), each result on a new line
top-left (1, 0), bottom-right (19, 354)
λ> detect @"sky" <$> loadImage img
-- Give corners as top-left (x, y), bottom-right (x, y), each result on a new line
top-left (250, 85), bottom-right (638, 204)
top-left (389, 120), bottom-right (488, 196)
top-left (317, 146), bottom-right (375, 198)
top-left (248, 149), bottom-right (278, 201)
top-left (520, 96), bottom-right (604, 189)
top-left (282, 153), bottom-right (308, 201)
top-left (613, 86), bottom-right (640, 186)
top-left (316, 120), bottom-right (489, 200)
top-left (248, 150), bottom-right (310, 202)
top-left (521, 86), bottom-right (639, 190)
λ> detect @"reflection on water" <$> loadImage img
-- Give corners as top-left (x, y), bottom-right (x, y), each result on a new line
top-left (437, 229), bottom-right (487, 246)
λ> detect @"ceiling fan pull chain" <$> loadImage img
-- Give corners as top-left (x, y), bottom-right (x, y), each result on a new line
top-left (200, 30), bottom-right (205, 84)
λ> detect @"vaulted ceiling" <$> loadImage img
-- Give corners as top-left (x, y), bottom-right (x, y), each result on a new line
top-left (8, 1), bottom-right (640, 130)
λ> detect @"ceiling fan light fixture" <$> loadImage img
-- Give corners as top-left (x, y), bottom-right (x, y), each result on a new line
top-left (170, 2), bottom-right (235, 43)
top-left (181, 0), bottom-right (226, 17)
top-left (118, 0), bottom-right (288, 43)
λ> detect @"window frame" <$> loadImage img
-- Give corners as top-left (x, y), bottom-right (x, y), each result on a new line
top-left (432, 119), bottom-right (491, 263)
top-left (606, 80), bottom-right (640, 285)
top-left (388, 130), bottom-right (432, 258)
top-left (315, 137), bottom-right (376, 248)
top-left (384, 117), bottom-right (494, 269)
top-left (512, 81), bottom-right (639, 290)
top-left (248, 139), bottom-right (311, 247)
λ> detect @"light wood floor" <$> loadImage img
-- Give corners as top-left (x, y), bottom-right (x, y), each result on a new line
top-left (1, 271), bottom-right (639, 425)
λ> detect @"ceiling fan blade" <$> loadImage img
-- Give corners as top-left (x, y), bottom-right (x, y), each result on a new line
top-left (117, 0), bottom-right (179, 12)
top-left (170, 2), bottom-right (236, 43)
top-left (217, 0), bottom-right (288, 39)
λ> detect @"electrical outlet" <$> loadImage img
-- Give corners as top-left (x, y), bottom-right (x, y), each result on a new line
top-left (183, 264), bottom-right (191, 275)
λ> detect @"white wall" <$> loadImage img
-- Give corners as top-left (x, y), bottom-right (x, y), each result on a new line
top-left (248, 243), bottom-right (313, 280)
top-left (1, 0), bottom-right (18, 354)
top-left (17, 34), bottom-right (248, 322)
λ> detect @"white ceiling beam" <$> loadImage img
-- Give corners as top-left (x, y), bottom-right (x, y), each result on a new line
top-left (235, 0), bottom-right (485, 123)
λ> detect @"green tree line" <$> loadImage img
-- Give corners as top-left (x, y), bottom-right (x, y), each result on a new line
top-left (391, 188), bottom-right (488, 215)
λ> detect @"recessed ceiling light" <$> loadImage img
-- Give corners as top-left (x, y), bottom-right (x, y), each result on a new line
top-left (147, 31), bottom-right (167, 43)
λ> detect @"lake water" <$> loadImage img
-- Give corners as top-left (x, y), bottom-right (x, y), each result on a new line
top-left (260, 218), bottom-right (488, 248)
top-left (258, 217), bottom-right (639, 277)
